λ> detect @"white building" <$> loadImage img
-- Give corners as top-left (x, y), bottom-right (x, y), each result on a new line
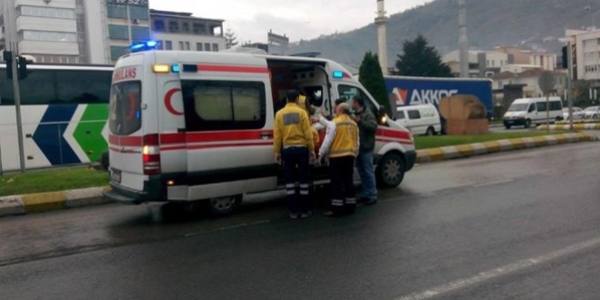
top-left (150, 9), bottom-right (225, 53)
top-left (0, 0), bottom-right (150, 64)
top-left (493, 69), bottom-right (567, 98)
top-left (566, 28), bottom-right (600, 86)
top-left (443, 49), bottom-right (510, 78)
top-left (529, 52), bottom-right (557, 71)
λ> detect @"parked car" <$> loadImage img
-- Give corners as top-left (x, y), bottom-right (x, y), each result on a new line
top-left (583, 106), bottom-right (600, 119)
top-left (394, 104), bottom-right (442, 136)
top-left (562, 107), bottom-right (584, 120)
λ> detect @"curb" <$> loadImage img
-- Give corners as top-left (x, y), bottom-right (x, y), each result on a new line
top-left (416, 133), bottom-right (597, 163)
top-left (538, 124), bottom-right (600, 131)
top-left (0, 186), bottom-right (111, 218)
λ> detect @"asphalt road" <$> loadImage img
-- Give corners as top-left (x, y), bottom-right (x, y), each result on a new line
top-left (1, 142), bottom-right (600, 300)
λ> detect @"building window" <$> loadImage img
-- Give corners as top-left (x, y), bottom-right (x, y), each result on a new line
top-left (131, 26), bottom-right (149, 42)
top-left (156, 40), bottom-right (163, 50)
top-left (182, 22), bottom-right (190, 33)
top-left (169, 21), bottom-right (179, 33)
top-left (110, 46), bottom-right (128, 60)
top-left (153, 20), bottom-right (165, 32)
top-left (205, 43), bottom-right (211, 51)
top-left (165, 41), bottom-right (172, 50)
top-left (197, 43), bottom-right (203, 51)
top-left (129, 5), bottom-right (149, 21)
top-left (21, 6), bottom-right (74, 19)
top-left (107, 4), bottom-right (127, 19)
top-left (193, 23), bottom-right (206, 35)
top-left (185, 42), bottom-right (190, 50)
top-left (23, 31), bottom-right (76, 42)
top-left (213, 44), bottom-right (219, 52)
top-left (178, 41), bottom-right (183, 50)
top-left (108, 25), bottom-right (130, 40)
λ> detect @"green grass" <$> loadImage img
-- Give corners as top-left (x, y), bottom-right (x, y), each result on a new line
top-left (414, 132), bottom-right (554, 150)
top-left (0, 167), bottom-right (108, 197)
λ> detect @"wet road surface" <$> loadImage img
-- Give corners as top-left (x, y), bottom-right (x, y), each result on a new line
top-left (1, 142), bottom-right (599, 300)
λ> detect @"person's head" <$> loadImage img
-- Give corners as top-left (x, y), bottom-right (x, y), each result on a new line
top-left (334, 98), bottom-right (346, 111)
top-left (336, 103), bottom-right (351, 116)
top-left (353, 96), bottom-right (365, 111)
top-left (287, 89), bottom-right (300, 103)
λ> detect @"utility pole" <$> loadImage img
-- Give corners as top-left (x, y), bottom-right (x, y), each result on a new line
top-left (567, 41), bottom-right (574, 131)
top-left (458, 0), bottom-right (469, 78)
top-left (4, 0), bottom-right (25, 172)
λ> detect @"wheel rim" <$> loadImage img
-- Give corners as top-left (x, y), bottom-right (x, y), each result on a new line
top-left (384, 159), bottom-right (401, 183)
top-left (210, 197), bottom-right (236, 211)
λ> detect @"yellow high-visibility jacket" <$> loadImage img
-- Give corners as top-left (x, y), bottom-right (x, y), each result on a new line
top-left (274, 103), bottom-right (315, 154)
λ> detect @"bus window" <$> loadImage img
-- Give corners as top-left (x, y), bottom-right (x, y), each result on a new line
top-left (56, 70), bottom-right (112, 104)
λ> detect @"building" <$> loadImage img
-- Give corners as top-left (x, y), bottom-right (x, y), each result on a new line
top-left (493, 68), bottom-right (567, 98)
top-left (494, 46), bottom-right (531, 65)
top-left (566, 28), bottom-right (600, 86)
top-left (103, 0), bottom-right (150, 64)
top-left (530, 52), bottom-right (557, 71)
top-left (443, 49), bottom-right (511, 78)
top-left (0, 0), bottom-right (149, 64)
top-left (150, 9), bottom-right (225, 52)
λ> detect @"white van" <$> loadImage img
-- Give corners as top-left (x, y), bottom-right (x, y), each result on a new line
top-left (103, 44), bottom-right (416, 214)
top-left (503, 97), bottom-right (563, 129)
top-left (394, 104), bottom-right (441, 136)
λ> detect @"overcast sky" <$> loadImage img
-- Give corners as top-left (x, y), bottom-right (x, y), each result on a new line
top-left (151, 0), bottom-right (433, 43)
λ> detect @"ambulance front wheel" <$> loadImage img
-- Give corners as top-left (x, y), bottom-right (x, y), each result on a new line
top-left (376, 153), bottom-right (406, 188)
top-left (205, 195), bottom-right (242, 216)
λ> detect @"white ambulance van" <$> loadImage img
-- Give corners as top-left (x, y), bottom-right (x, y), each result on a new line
top-left (103, 42), bottom-right (416, 214)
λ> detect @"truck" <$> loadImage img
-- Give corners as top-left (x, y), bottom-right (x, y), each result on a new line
top-left (384, 76), bottom-right (494, 120)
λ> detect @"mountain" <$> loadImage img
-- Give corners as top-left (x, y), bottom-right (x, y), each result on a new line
top-left (290, 0), bottom-right (597, 69)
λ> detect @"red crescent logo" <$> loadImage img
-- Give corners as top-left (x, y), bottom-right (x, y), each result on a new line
top-left (165, 88), bottom-right (183, 116)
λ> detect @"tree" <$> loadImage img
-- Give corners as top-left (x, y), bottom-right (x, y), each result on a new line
top-left (359, 51), bottom-right (390, 115)
top-left (394, 34), bottom-right (453, 77)
top-left (224, 29), bottom-right (238, 49)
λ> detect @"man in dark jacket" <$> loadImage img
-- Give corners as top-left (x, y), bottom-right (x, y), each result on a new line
top-left (351, 96), bottom-right (378, 205)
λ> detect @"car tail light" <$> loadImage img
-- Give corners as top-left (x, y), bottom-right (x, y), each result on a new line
top-left (142, 134), bottom-right (161, 175)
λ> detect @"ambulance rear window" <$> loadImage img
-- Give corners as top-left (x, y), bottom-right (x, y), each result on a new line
top-left (109, 81), bottom-right (142, 135)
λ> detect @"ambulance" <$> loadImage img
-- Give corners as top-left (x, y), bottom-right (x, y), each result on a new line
top-left (103, 41), bottom-right (417, 215)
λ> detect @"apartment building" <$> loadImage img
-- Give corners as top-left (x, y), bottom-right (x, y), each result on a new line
top-left (150, 9), bottom-right (225, 52)
top-left (567, 28), bottom-right (600, 85)
top-left (0, 0), bottom-right (150, 64)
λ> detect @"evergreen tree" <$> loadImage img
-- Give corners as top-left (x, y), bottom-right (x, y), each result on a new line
top-left (359, 52), bottom-right (390, 115)
top-left (224, 29), bottom-right (238, 49)
top-left (394, 34), bottom-right (452, 77)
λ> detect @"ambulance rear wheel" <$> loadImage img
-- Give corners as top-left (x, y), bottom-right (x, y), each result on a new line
top-left (206, 195), bottom-right (242, 216)
top-left (376, 153), bottom-right (406, 188)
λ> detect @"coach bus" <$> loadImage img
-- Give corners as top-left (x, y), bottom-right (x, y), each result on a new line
top-left (0, 64), bottom-right (113, 172)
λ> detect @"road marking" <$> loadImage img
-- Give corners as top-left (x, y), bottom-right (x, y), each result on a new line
top-left (183, 220), bottom-right (270, 237)
top-left (395, 236), bottom-right (600, 300)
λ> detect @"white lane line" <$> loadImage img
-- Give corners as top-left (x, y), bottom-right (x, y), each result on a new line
top-left (395, 237), bottom-right (600, 300)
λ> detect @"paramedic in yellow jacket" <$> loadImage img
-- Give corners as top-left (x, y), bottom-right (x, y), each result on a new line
top-left (274, 89), bottom-right (316, 219)
top-left (318, 102), bottom-right (359, 216)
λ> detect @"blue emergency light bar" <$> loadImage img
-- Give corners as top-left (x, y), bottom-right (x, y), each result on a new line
top-left (130, 40), bottom-right (160, 53)
top-left (332, 70), bottom-right (344, 79)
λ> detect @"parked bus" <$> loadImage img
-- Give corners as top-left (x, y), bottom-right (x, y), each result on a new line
top-left (0, 64), bottom-right (113, 172)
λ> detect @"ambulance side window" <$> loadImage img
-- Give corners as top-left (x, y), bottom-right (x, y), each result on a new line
top-left (182, 80), bottom-right (266, 131)
top-left (337, 85), bottom-right (377, 115)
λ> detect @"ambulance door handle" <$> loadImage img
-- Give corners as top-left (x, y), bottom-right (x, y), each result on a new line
top-left (261, 132), bottom-right (273, 139)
